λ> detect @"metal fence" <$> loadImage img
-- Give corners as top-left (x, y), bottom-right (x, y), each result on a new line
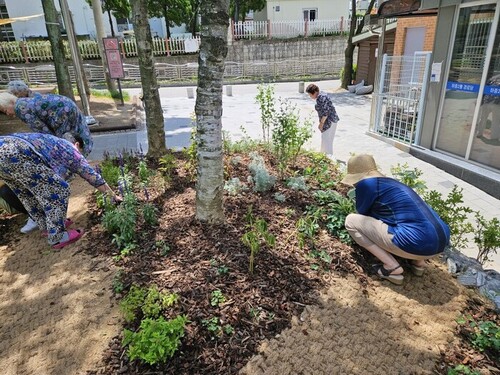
top-left (0, 58), bottom-right (342, 85)
top-left (0, 17), bottom-right (361, 64)
top-left (371, 53), bottom-right (432, 145)
top-left (0, 36), bottom-right (202, 64)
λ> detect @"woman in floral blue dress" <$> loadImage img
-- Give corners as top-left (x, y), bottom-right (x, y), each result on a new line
top-left (0, 133), bottom-right (120, 249)
top-left (0, 92), bottom-right (93, 156)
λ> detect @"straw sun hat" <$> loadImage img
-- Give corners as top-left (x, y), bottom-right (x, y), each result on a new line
top-left (341, 154), bottom-right (385, 186)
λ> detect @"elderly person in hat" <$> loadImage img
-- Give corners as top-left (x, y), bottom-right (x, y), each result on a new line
top-left (342, 154), bottom-right (450, 285)
top-left (0, 132), bottom-right (121, 249)
top-left (0, 91), bottom-right (93, 156)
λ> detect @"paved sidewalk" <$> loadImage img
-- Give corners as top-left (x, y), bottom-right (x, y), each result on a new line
top-left (88, 80), bottom-right (500, 271)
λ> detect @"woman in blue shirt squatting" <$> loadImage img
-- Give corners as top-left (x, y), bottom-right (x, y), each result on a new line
top-left (341, 154), bottom-right (450, 285)
top-left (0, 133), bottom-right (121, 249)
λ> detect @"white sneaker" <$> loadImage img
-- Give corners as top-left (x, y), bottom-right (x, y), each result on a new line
top-left (20, 217), bottom-right (38, 234)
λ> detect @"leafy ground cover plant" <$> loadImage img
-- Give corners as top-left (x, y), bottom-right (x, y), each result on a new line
top-left (122, 315), bottom-right (188, 365)
top-left (248, 152), bottom-right (276, 192)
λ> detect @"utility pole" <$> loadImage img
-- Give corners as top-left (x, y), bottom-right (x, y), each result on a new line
top-left (58, 0), bottom-right (91, 116)
top-left (91, 0), bottom-right (116, 92)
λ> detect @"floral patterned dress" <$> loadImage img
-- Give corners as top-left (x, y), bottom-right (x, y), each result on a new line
top-left (14, 93), bottom-right (93, 156)
top-left (0, 133), bottom-right (104, 244)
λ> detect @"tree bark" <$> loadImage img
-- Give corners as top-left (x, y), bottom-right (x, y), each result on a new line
top-left (41, 0), bottom-right (74, 100)
top-left (194, 0), bottom-right (229, 223)
top-left (341, 0), bottom-right (376, 89)
top-left (131, 0), bottom-right (167, 158)
top-left (162, 5), bottom-right (171, 39)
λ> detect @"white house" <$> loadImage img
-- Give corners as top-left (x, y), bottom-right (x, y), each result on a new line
top-left (253, 0), bottom-right (350, 22)
top-left (0, 0), bottom-right (186, 41)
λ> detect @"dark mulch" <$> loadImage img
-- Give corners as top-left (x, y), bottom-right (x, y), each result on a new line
top-left (84, 151), bottom-right (370, 375)
top-left (436, 295), bottom-right (500, 374)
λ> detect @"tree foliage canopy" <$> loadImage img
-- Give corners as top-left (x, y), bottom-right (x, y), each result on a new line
top-left (85, 0), bottom-right (131, 19)
top-left (147, 0), bottom-right (192, 27)
top-left (229, 0), bottom-right (266, 22)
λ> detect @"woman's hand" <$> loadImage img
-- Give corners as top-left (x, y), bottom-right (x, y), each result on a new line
top-left (318, 123), bottom-right (324, 131)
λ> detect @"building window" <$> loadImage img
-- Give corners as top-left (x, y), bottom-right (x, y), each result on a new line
top-left (303, 9), bottom-right (317, 21)
top-left (0, 2), bottom-right (15, 42)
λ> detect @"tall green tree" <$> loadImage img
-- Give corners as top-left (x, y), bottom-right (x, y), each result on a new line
top-left (341, 0), bottom-right (376, 88)
top-left (131, 0), bottom-right (167, 157)
top-left (147, 0), bottom-right (191, 38)
top-left (194, 0), bottom-right (229, 223)
top-left (229, 0), bottom-right (265, 22)
top-left (187, 0), bottom-right (201, 36)
top-left (41, 0), bottom-right (74, 100)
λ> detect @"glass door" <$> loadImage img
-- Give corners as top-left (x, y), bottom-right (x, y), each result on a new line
top-left (434, 4), bottom-right (497, 159)
top-left (469, 19), bottom-right (500, 169)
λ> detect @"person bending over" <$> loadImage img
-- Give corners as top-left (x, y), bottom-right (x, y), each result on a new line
top-left (342, 154), bottom-right (450, 285)
top-left (0, 132), bottom-right (120, 249)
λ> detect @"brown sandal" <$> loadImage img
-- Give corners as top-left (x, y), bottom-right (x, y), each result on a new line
top-left (372, 264), bottom-right (404, 285)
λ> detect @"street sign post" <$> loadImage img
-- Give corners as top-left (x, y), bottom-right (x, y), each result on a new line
top-left (103, 37), bottom-right (125, 105)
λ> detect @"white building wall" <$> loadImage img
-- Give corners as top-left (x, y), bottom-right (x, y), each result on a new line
top-left (255, 0), bottom-right (349, 22)
top-left (5, 0), bottom-right (187, 41)
top-left (6, 0), bottom-right (117, 40)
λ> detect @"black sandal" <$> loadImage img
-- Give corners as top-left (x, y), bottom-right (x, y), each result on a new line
top-left (372, 264), bottom-right (404, 285)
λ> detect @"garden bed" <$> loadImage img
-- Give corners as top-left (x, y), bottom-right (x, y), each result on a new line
top-left (83, 148), bottom-right (370, 374)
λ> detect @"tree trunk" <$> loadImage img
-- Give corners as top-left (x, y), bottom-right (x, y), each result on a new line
top-left (131, 0), bottom-right (167, 158)
top-left (107, 10), bottom-right (115, 37)
top-left (194, 0), bottom-right (229, 223)
top-left (41, 0), bottom-right (74, 100)
top-left (342, 0), bottom-right (376, 89)
top-left (163, 6), bottom-right (171, 39)
top-left (91, 0), bottom-right (117, 93)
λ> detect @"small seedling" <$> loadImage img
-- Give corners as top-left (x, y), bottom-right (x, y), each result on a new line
top-left (210, 289), bottom-right (226, 307)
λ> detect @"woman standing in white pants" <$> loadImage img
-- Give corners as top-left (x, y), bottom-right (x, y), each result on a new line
top-left (306, 83), bottom-right (340, 158)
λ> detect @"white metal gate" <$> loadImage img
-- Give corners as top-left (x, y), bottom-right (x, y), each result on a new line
top-left (371, 52), bottom-right (432, 144)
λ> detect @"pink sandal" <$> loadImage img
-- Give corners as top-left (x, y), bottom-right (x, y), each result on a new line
top-left (51, 229), bottom-right (83, 249)
top-left (41, 218), bottom-right (74, 237)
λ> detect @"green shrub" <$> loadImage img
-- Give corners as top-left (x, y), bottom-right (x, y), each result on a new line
top-left (272, 100), bottom-right (312, 178)
top-left (390, 163), bottom-right (427, 195)
top-left (255, 83), bottom-right (276, 143)
top-left (423, 186), bottom-right (475, 250)
top-left (99, 159), bottom-right (121, 187)
top-left (122, 315), bottom-right (188, 365)
top-left (474, 215), bottom-right (500, 264)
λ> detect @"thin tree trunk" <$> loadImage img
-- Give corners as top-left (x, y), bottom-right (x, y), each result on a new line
top-left (163, 6), bottom-right (171, 39)
top-left (131, 0), bottom-right (167, 158)
top-left (342, 0), bottom-right (376, 88)
top-left (194, 0), bottom-right (229, 223)
top-left (41, 0), bottom-right (74, 100)
top-left (107, 9), bottom-right (115, 36)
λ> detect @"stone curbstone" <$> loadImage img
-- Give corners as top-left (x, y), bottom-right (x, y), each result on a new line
top-left (442, 247), bottom-right (500, 310)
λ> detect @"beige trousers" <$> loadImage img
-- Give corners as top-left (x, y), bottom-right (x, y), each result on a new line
top-left (345, 213), bottom-right (435, 261)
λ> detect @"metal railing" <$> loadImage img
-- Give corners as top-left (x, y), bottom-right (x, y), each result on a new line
top-left (0, 36), bottom-right (202, 64)
top-left (371, 53), bottom-right (432, 145)
top-left (0, 58), bottom-right (342, 85)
